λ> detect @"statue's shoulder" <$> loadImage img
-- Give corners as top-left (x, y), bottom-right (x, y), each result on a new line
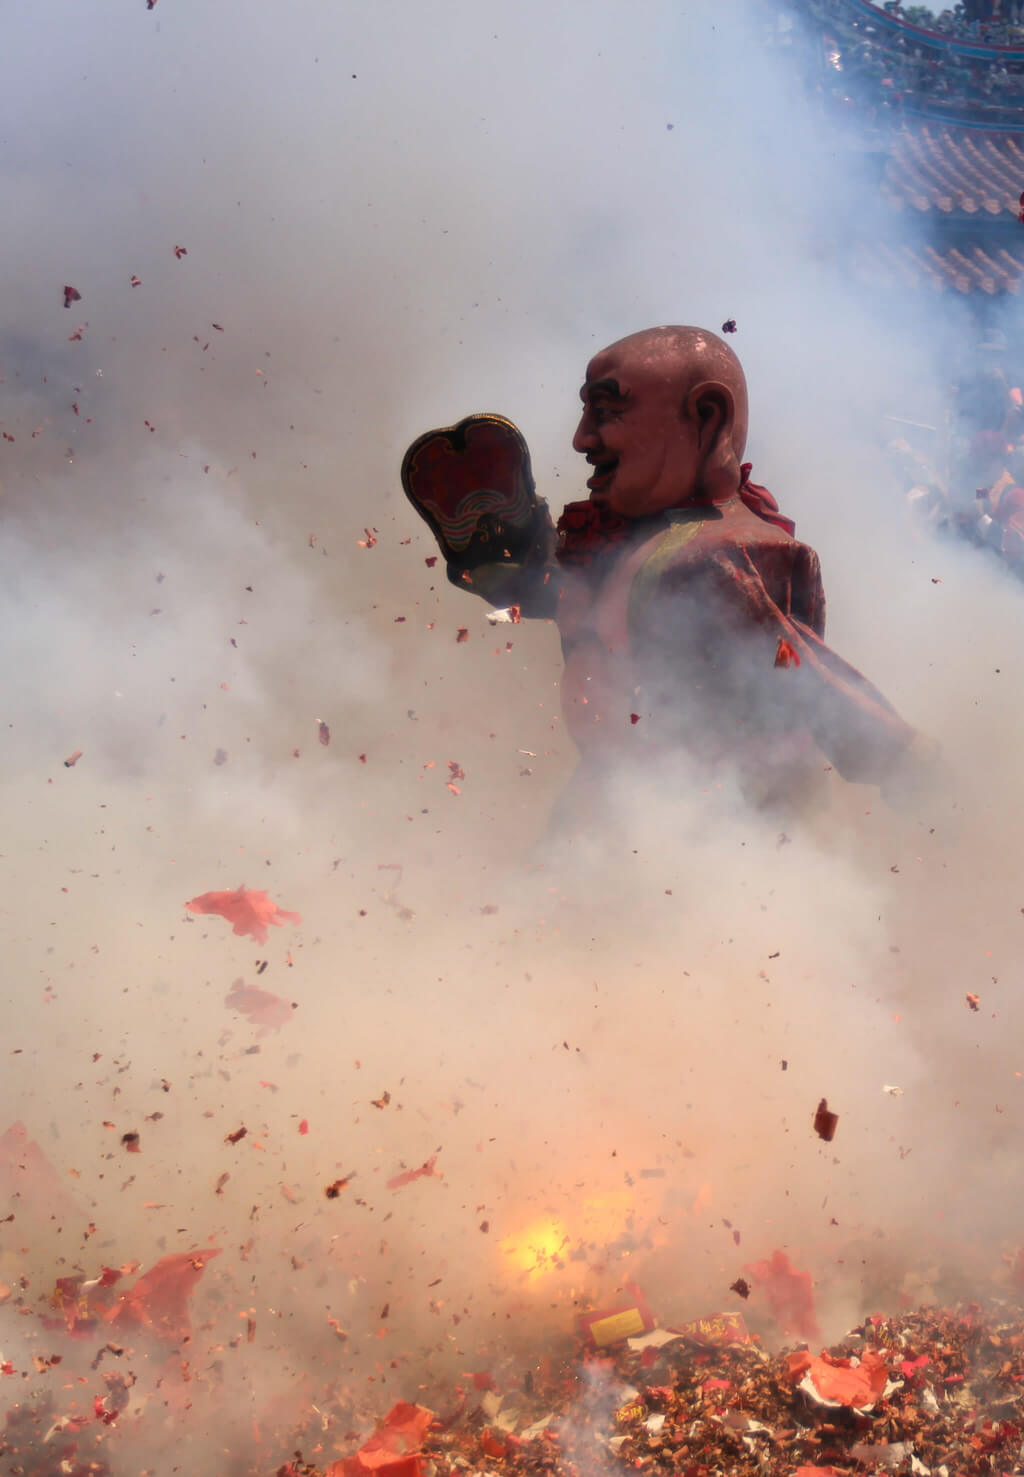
top-left (626, 503), bottom-right (817, 636)
top-left (633, 501), bottom-right (791, 581)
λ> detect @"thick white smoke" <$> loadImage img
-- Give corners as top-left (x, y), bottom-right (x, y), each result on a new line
top-left (2, 0), bottom-right (1024, 1470)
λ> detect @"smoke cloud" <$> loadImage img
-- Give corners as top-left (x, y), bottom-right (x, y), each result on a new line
top-left (3, 0), bottom-right (1024, 1469)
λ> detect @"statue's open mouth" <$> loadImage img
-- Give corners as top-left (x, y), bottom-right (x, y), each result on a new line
top-left (586, 456), bottom-right (618, 493)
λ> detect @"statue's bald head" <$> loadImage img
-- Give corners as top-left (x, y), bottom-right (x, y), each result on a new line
top-left (606, 326), bottom-right (749, 457)
top-left (573, 325), bottom-right (749, 518)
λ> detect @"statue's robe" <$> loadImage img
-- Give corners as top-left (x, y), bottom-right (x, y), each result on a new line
top-left (551, 487), bottom-right (916, 804)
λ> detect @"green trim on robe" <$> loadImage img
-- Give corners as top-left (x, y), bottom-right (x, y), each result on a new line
top-left (626, 510), bottom-right (708, 637)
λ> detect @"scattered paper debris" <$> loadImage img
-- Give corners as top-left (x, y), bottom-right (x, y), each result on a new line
top-left (775, 637), bottom-right (801, 669)
top-left (185, 886), bottom-right (301, 945)
top-left (387, 1155), bottom-right (441, 1191)
top-left (814, 1097), bottom-right (839, 1142)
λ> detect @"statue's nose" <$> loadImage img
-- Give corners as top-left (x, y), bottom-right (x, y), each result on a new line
top-left (573, 416), bottom-right (597, 453)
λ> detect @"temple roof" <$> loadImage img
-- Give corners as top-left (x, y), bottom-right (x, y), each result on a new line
top-left (883, 124), bottom-right (1024, 216)
top-left (789, 3), bottom-right (1024, 293)
top-left (854, 235), bottom-right (1024, 292)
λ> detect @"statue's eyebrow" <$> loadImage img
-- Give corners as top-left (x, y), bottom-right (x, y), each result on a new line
top-left (579, 377), bottom-right (628, 404)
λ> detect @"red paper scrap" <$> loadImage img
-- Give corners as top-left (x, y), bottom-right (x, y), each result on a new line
top-left (387, 1155), bottom-right (441, 1191)
top-left (333, 1460), bottom-right (419, 1477)
top-left (44, 1268), bottom-right (124, 1338)
top-left (224, 978), bottom-right (295, 1029)
top-left (186, 885), bottom-right (301, 944)
top-left (743, 1249), bottom-right (820, 1338)
top-left (0, 1121), bottom-right (81, 1223)
top-left (63, 285), bottom-right (81, 309)
top-left (786, 1348), bottom-right (889, 1408)
top-left (814, 1097), bottom-right (838, 1142)
top-left (103, 1249), bottom-right (220, 1341)
top-left (775, 637), bottom-right (801, 669)
top-left (335, 1400), bottom-right (435, 1477)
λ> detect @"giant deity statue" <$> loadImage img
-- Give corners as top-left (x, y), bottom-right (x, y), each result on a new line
top-left (403, 326), bottom-right (927, 817)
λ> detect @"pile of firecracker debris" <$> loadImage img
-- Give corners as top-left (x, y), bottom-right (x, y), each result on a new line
top-left (277, 1302), bottom-right (1024, 1477)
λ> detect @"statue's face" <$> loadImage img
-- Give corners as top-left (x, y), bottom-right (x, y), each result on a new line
top-left (572, 342), bottom-right (700, 518)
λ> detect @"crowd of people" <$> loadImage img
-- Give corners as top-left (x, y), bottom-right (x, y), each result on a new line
top-left (790, 0), bottom-right (1024, 126)
top-left (885, 2), bottom-right (1024, 44)
top-left (893, 333), bottom-right (1024, 574)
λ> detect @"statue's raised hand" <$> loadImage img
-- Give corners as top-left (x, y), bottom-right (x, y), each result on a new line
top-left (401, 414), bottom-right (557, 611)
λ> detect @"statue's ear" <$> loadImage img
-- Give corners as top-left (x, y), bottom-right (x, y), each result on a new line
top-left (685, 380), bottom-right (734, 455)
top-left (685, 381), bottom-right (741, 501)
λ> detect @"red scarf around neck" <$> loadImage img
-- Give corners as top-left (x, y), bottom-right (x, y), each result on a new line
top-left (555, 464), bottom-right (795, 566)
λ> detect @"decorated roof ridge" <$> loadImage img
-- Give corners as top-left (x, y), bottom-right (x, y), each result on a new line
top-left (831, 0), bottom-right (1024, 58)
top-left (898, 101), bottom-right (1024, 134)
top-left (853, 235), bottom-right (1024, 293)
top-left (882, 123), bottom-right (1024, 216)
